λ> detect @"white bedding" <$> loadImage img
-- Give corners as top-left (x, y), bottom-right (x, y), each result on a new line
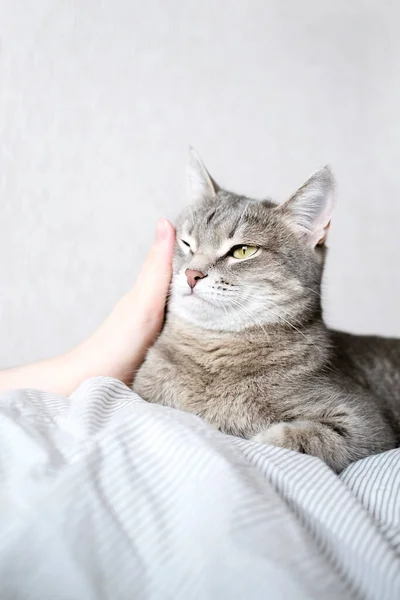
top-left (0, 377), bottom-right (399, 600)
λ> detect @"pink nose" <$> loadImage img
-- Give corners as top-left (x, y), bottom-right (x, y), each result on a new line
top-left (185, 269), bottom-right (207, 289)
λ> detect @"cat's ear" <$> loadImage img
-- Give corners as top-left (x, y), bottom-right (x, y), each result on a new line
top-left (187, 147), bottom-right (219, 203)
top-left (279, 166), bottom-right (335, 247)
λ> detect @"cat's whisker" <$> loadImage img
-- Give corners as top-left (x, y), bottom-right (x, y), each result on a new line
top-left (234, 285), bottom-right (319, 316)
top-left (242, 281), bottom-right (322, 301)
top-left (231, 289), bottom-right (322, 350)
top-left (224, 297), bottom-right (270, 338)
top-left (224, 294), bottom-right (337, 375)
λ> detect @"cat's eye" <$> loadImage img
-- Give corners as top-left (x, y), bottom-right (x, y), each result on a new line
top-left (179, 237), bottom-right (194, 253)
top-left (231, 245), bottom-right (258, 259)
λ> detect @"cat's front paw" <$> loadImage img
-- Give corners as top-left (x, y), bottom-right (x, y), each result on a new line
top-left (252, 422), bottom-right (305, 453)
top-left (253, 420), bottom-right (352, 472)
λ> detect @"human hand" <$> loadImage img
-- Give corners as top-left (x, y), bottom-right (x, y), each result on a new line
top-left (71, 218), bottom-right (176, 387)
top-left (0, 218), bottom-right (176, 395)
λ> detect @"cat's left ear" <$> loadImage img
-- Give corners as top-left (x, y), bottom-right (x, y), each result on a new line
top-left (278, 166), bottom-right (335, 247)
top-left (187, 147), bottom-right (219, 203)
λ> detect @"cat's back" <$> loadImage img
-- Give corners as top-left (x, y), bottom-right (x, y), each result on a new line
top-left (331, 330), bottom-right (400, 412)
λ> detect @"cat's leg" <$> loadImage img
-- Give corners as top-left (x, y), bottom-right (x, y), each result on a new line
top-left (252, 420), bottom-right (356, 473)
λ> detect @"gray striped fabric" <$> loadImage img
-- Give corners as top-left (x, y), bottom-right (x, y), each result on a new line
top-left (0, 377), bottom-right (398, 600)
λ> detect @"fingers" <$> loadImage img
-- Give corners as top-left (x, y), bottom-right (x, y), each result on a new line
top-left (151, 218), bottom-right (176, 291)
top-left (134, 218), bottom-right (176, 314)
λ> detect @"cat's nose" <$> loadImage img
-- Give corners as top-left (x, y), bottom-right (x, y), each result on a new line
top-left (185, 269), bottom-right (207, 289)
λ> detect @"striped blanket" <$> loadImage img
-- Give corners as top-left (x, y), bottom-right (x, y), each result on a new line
top-left (0, 377), bottom-right (399, 599)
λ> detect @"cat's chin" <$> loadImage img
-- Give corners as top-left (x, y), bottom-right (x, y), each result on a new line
top-left (171, 292), bottom-right (216, 312)
top-left (168, 292), bottom-right (228, 330)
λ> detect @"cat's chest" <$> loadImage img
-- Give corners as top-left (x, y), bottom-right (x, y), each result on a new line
top-left (135, 337), bottom-right (282, 436)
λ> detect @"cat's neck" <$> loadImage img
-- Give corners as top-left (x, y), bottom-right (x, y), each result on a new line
top-left (164, 311), bottom-right (329, 352)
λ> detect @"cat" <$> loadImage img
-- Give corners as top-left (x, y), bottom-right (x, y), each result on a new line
top-left (134, 149), bottom-right (400, 472)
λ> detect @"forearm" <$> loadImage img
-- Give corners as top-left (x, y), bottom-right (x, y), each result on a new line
top-left (0, 352), bottom-right (81, 396)
top-left (0, 292), bottom-right (159, 396)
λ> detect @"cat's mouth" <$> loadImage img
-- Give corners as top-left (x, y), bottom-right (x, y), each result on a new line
top-left (181, 287), bottom-right (216, 306)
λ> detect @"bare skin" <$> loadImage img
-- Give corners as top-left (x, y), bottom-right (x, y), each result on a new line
top-left (0, 218), bottom-right (176, 396)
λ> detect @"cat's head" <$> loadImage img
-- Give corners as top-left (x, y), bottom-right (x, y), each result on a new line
top-left (169, 148), bottom-right (335, 332)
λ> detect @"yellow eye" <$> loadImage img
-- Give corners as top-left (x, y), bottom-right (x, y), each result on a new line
top-left (231, 245), bottom-right (258, 259)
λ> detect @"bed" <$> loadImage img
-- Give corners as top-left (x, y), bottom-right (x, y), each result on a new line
top-left (0, 377), bottom-right (399, 599)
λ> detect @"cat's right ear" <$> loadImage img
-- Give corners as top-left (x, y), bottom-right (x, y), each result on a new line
top-left (187, 147), bottom-right (219, 203)
top-left (277, 166), bottom-right (335, 247)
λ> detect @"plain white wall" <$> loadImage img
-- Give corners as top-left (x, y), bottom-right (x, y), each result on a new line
top-left (0, 0), bottom-right (399, 368)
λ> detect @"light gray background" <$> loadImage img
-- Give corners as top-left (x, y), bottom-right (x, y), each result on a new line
top-left (0, 0), bottom-right (399, 368)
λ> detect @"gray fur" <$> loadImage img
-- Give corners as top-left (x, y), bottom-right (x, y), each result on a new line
top-left (134, 152), bottom-right (400, 472)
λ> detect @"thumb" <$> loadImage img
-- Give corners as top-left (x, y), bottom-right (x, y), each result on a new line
top-left (134, 218), bottom-right (176, 312)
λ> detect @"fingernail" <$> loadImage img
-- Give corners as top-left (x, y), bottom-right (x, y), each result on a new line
top-left (156, 218), bottom-right (169, 243)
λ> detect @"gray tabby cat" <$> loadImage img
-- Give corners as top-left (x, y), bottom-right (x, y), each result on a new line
top-left (134, 149), bottom-right (400, 472)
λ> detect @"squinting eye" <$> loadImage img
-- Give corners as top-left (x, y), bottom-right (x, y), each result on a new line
top-left (231, 245), bottom-right (258, 259)
top-left (181, 240), bottom-right (191, 248)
